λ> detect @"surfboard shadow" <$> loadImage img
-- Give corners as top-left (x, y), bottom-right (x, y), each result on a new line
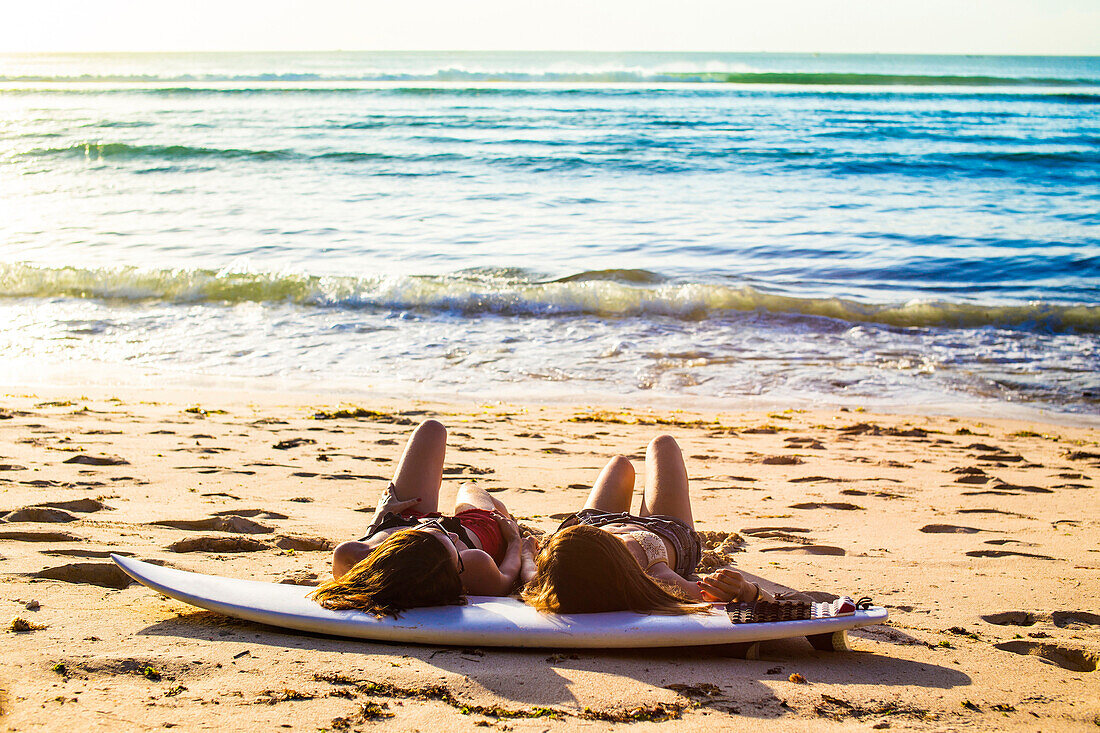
top-left (135, 613), bottom-right (971, 720)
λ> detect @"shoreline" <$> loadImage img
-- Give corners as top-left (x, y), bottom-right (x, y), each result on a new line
top-left (1, 387), bottom-right (1097, 730)
top-left (5, 362), bottom-right (1098, 430)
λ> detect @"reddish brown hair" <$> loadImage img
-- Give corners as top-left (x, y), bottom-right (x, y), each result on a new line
top-left (310, 529), bottom-right (463, 616)
top-left (522, 525), bottom-right (708, 615)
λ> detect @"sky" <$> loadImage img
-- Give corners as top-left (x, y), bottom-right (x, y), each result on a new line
top-left (2, 0), bottom-right (1099, 55)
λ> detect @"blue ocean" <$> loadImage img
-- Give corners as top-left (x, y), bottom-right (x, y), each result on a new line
top-left (1, 52), bottom-right (1097, 417)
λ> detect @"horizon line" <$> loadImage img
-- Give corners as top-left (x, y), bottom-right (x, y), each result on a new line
top-left (5, 49), bottom-right (1100, 58)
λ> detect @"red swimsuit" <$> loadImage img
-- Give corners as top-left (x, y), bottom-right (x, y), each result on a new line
top-left (394, 508), bottom-right (505, 564)
top-left (453, 508), bottom-right (505, 563)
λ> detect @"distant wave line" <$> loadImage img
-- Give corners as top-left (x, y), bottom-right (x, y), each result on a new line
top-left (3, 87), bottom-right (1096, 109)
top-left (2, 69), bottom-right (1098, 87)
top-left (1, 264), bottom-right (1096, 333)
top-left (21, 142), bottom-right (1100, 181)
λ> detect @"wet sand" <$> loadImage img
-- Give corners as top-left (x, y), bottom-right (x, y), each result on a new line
top-left (1, 389), bottom-right (1097, 731)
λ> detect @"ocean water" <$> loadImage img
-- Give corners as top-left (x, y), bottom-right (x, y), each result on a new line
top-left (1, 52), bottom-right (1098, 418)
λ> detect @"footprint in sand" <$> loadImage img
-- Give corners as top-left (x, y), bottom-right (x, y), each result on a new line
top-left (789, 502), bottom-right (864, 511)
top-left (965, 549), bottom-right (1056, 560)
top-left (41, 549), bottom-right (134, 558)
top-left (983, 610), bottom-right (1100, 628)
top-left (964, 442), bottom-right (1006, 453)
top-left (1, 507), bottom-right (78, 523)
top-left (992, 482), bottom-right (1052, 494)
top-left (741, 526), bottom-right (812, 537)
top-left (982, 610), bottom-right (1040, 626)
top-left (278, 570), bottom-right (320, 586)
top-left (0, 464), bottom-right (27, 471)
top-left (840, 489), bottom-right (903, 498)
top-left (760, 545), bottom-right (846, 556)
top-left (175, 465), bottom-right (255, 475)
top-left (977, 453), bottom-right (1026, 463)
top-left (151, 516), bottom-right (274, 534)
top-left (273, 437), bottom-right (316, 450)
top-left (19, 479), bottom-right (70, 488)
top-left (211, 508), bottom-right (288, 520)
top-left (174, 446), bottom-right (232, 455)
top-left (62, 454), bottom-right (130, 466)
top-left (1051, 611), bottom-right (1100, 628)
top-left (1063, 450), bottom-right (1100, 462)
top-left (274, 535), bottom-right (334, 552)
top-left (32, 562), bottom-right (133, 590)
top-left (957, 510), bottom-right (1025, 520)
top-left (168, 536), bottom-right (269, 553)
top-left (784, 437), bottom-right (825, 450)
top-left (443, 464), bottom-right (494, 476)
top-left (319, 472), bottom-right (389, 481)
top-left (920, 524), bottom-right (985, 534)
top-left (741, 527), bottom-right (815, 545)
top-left (35, 499), bottom-right (109, 513)
top-left (762, 455), bottom-right (804, 465)
top-left (0, 530), bottom-right (83, 542)
top-left (993, 641), bottom-right (1098, 672)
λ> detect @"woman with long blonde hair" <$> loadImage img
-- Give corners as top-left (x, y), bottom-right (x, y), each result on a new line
top-left (524, 434), bottom-right (772, 615)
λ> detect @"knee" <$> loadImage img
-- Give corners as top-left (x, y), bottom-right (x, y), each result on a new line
top-left (413, 419), bottom-right (447, 442)
top-left (647, 434), bottom-right (680, 455)
top-left (607, 455), bottom-right (635, 480)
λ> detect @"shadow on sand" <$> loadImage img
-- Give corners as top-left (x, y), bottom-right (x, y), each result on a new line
top-left (136, 610), bottom-right (970, 721)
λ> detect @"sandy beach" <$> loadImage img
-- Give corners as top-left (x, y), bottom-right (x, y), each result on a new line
top-left (0, 388), bottom-right (1096, 731)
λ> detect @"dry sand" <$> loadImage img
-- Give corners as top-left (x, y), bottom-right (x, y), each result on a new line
top-left (0, 389), bottom-right (1097, 731)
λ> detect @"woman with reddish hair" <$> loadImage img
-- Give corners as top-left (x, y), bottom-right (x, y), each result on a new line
top-left (524, 434), bottom-right (772, 615)
top-left (312, 419), bottom-right (535, 616)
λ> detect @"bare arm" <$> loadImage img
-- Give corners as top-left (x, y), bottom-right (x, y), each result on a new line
top-left (518, 536), bottom-right (539, 586)
top-left (459, 549), bottom-right (516, 596)
top-left (648, 565), bottom-right (770, 604)
top-left (458, 513), bottom-right (524, 596)
top-left (648, 563), bottom-right (708, 600)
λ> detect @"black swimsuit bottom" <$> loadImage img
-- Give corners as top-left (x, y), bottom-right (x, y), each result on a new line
top-left (555, 509), bottom-right (702, 577)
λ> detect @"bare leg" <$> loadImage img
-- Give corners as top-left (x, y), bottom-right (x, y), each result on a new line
top-left (389, 419), bottom-right (447, 513)
top-left (639, 435), bottom-right (693, 525)
top-left (582, 456), bottom-right (635, 512)
top-left (454, 482), bottom-right (510, 517)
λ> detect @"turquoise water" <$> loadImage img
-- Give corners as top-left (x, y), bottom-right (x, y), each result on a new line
top-left (1, 52), bottom-right (1098, 415)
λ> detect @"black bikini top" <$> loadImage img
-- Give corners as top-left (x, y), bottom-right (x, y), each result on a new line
top-left (360, 512), bottom-right (476, 548)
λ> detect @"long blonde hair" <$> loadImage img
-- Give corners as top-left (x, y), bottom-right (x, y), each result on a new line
top-left (310, 529), bottom-right (463, 617)
top-left (522, 525), bottom-right (709, 615)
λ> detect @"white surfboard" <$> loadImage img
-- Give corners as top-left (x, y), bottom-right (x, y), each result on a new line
top-left (112, 555), bottom-right (887, 650)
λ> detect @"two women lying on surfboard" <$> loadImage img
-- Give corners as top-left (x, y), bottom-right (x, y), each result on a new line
top-left (313, 420), bottom-right (770, 616)
top-left (311, 419), bottom-right (537, 616)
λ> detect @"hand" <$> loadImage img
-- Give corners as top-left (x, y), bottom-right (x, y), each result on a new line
top-left (492, 511), bottom-right (521, 543)
top-left (522, 535), bottom-right (540, 555)
top-left (374, 483), bottom-right (421, 518)
top-left (696, 568), bottom-right (748, 603)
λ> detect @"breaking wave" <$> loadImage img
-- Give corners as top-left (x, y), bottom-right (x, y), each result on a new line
top-left (2, 263), bottom-right (1096, 333)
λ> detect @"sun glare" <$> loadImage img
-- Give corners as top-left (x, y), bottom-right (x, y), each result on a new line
top-left (1, 0), bottom-right (1098, 55)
